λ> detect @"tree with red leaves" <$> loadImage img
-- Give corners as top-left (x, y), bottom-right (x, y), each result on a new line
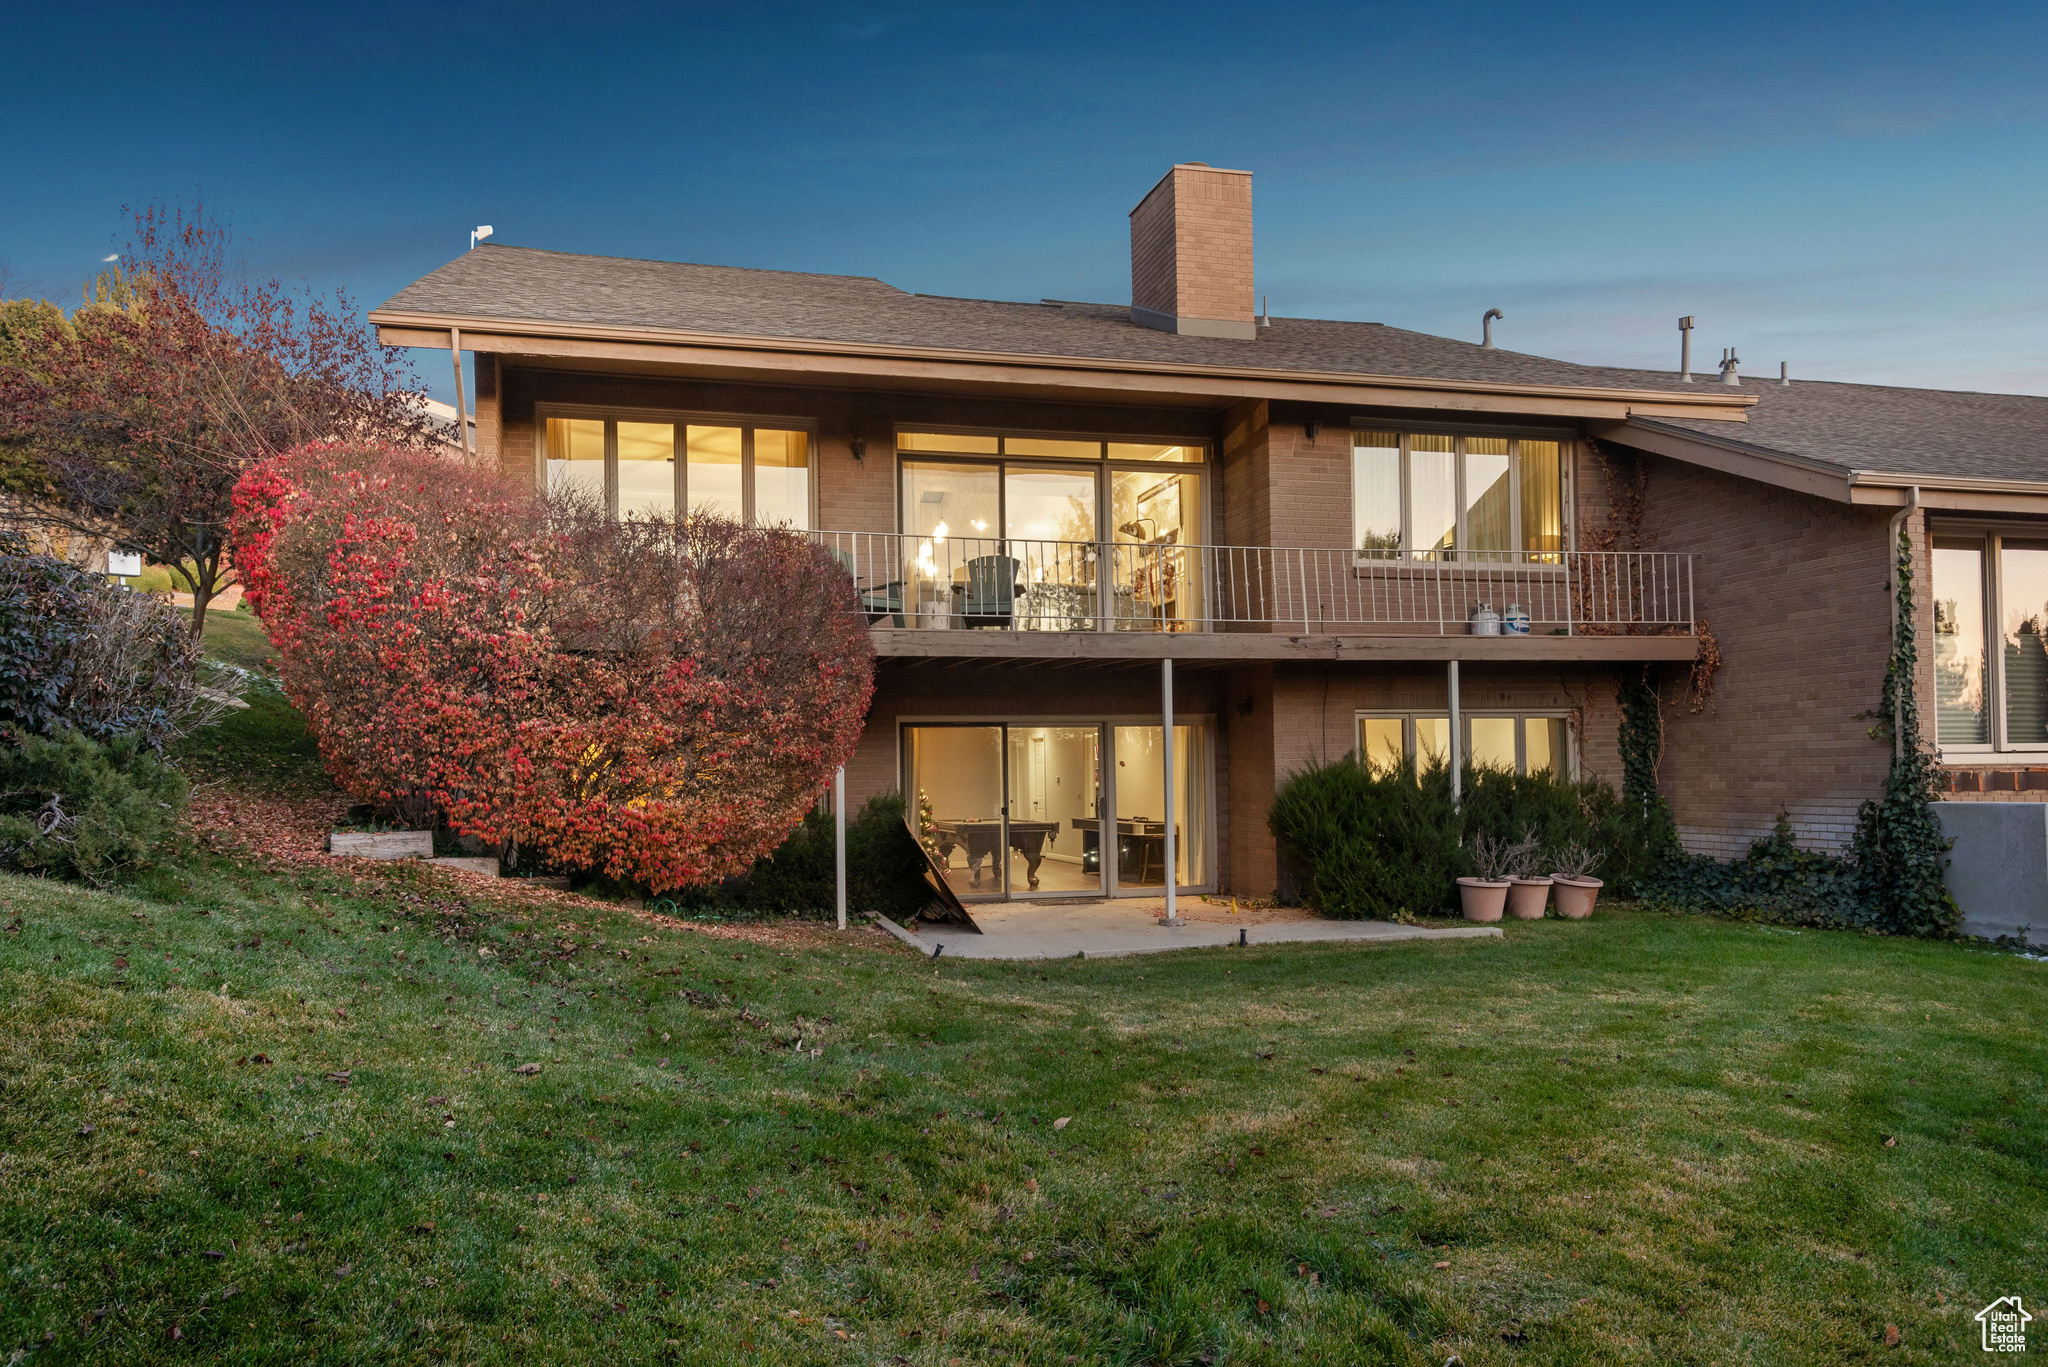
top-left (231, 441), bottom-right (876, 892)
top-left (0, 202), bottom-right (428, 635)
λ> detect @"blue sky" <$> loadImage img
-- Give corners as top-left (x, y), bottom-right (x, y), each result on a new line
top-left (4, 2), bottom-right (2045, 404)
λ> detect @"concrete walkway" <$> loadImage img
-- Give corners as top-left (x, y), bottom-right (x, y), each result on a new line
top-left (874, 897), bottom-right (1501, 960)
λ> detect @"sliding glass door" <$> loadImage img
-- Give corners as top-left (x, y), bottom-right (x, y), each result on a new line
top-left (903, 720), bottom-right (1210, 900)
top-left (1005, 726), bottom-right (1101, 893)
top-left (1111, 725), bottom-right (1209, 887)
top-left (905, 725), bottom-right (1008, 898)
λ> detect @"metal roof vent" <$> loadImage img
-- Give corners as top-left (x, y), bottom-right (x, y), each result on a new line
top-left (1719, 348), bottom-right (1742, 385)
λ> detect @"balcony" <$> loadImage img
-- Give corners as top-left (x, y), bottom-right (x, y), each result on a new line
top-left (813, 531), bottom-right (1698, 663)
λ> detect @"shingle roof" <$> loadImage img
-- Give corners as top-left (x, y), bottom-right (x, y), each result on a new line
top-left (375, 243), bottom-right (1704, 394)
top-left (376, 243), bottom-right (2048, 486)
top-left (1626, 375), bottom-right (2048, 483)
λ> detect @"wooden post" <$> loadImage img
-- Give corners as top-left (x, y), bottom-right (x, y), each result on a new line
top-left (449, 328), bottom-right (471, 458)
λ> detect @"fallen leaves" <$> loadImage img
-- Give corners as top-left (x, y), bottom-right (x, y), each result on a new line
top-left (514, 1063), bottom-right (543, 1075)
top-left (1052, 1116), bottom-right (1071, 1130)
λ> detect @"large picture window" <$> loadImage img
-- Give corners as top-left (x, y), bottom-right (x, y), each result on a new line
top-left (541, 411), bottom-right (812, 528)
top-left (1352, 429), bottom-right (1568, 562)
top-left (896, 430), bottom-right (1208, 632)
top-left (1357, 711), bottom-right (1573, 778)
top-left (1933, 528), bottom-right (2048, 752)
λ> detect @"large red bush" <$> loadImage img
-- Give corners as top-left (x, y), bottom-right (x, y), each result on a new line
top-left (231, 442), bottom-right (875, 891)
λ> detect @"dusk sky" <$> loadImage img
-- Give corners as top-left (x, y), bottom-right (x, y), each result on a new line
top-left (4, 2), bottom-right (2044, 405)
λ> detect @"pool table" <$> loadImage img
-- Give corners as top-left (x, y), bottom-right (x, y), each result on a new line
top-left (929, 818), bottom-right (1061, 890)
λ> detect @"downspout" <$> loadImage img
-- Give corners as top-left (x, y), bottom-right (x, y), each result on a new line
top-left (1887, 486), bottom-right (1921, 761)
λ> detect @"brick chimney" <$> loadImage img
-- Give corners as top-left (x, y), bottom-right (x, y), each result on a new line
top-left (1129, 162), bottom-right (1255, 340)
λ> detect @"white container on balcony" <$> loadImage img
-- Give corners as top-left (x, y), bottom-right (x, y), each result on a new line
top-left (1503, 603), bottom-right (1531, 635)
top-left (1469, 604), bottom-right (1501, 635)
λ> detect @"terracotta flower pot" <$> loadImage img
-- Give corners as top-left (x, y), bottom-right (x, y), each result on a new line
top-left (1456, 877), bottom-right (1510, 922)
top-left (1552, 876), bottom-right (1603, 919)
top-left (1507, 876), bottom-right (1553, 919)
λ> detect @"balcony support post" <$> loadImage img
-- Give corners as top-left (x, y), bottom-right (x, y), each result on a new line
top-left (1448, 659), bottom-right (1462, 807)
top-left (834, 765), bottom-right (847, 931)
top-left (1157, 656), bottom-right (1183, 926)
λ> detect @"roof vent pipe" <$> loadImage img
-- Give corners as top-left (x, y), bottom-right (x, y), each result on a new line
top-left (1779, 361), bottom-right (1790, 387)
top-left (1481, 308), bottom-right (1503, 349)
top-left (1719, 347), bottom-right (1742, 385)
top-left (1259, 295), bottom-right (1271, 330)
top-left (1678, 316), bottom-right (1695, 382)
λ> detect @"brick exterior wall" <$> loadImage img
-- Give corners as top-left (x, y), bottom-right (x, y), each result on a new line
top-left (1635, 452), bottom-right (1915, 857)
top-left (472, 353), bottom-right (501, 468)
top-left (1129, 165), bottom-right (1254, 327)
top-left (473, 361), bottom-right (1981, 891)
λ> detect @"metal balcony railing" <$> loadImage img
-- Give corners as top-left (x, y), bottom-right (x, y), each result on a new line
top-left (811, 531), bottom-right (1694, 636)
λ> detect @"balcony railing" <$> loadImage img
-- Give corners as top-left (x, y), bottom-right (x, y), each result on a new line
top-left (812, 531), bottom-right (1694, 636)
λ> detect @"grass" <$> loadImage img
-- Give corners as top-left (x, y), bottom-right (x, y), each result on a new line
top-left (1, 629), bottom-right (2042, 1364)
top-left (170, 610), bottom-right (328, 793)
top-left (0, 861), bottom-right (2041, 1365)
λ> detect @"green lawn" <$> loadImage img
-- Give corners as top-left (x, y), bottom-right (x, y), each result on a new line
top-left (0, 853), bottom-right (2040, 1365)
top-left (3, 631), bottom-right (2042, 1364)
top-left (170, 610), bottom-right (329, 793)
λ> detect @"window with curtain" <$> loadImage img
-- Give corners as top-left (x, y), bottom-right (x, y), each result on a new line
top-left (1930, 529), bottom-right (2048, 753)
top-left (1933, 537), bottom-right (1988, 746)
top-left (2003, 540), bottom-right (2048, 745)
top-left (544, 417), bottom-right (606, 508)
top-left (1350, 429), bottom-right (1570, 562)
top-left (1356, 711), bottom-right (1573, 777)
top-left (540, 412), bottom-right (811, 527)
top-left (1353, 431), bottom-right (1401, 559)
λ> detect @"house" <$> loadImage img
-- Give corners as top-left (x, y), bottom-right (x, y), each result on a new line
top-left (368, 162), bottom-right (2048, 910)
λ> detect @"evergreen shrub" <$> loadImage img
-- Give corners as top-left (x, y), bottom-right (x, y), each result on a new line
top-left (0, 729), bottom-right (189, 884)
top-left (1268, 758), bottom-right (1664, 919)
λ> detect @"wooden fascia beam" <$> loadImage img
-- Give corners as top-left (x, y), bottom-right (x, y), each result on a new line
top-left (1592, 418), bottom-right (1856, 503)
top-left (372, 313), bottom-right (1757, 425)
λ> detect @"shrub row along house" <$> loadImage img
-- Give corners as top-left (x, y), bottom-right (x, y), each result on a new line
top-left (370, 163), bottom-right (2048, 927)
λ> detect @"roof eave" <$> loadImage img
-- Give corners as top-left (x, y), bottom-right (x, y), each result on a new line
top-left (1602, 417), bottom-right (2048, 513)
top-left (368, 307), bottom-right (1759, 420)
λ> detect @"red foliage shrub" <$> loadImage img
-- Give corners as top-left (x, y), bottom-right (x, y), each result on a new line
top-left (230, 442), bottom-right (875, 891)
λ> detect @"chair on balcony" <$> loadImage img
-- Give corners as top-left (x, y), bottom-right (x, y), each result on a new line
top-left (828, 548), bottom-right (906, 628)
top-left (955, 554), bottom-right (1021, 629)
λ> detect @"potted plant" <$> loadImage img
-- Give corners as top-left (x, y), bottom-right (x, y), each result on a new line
top-left (1457, 832), bottom-right (1512, 922)
top-left (1504, 829), bottom-right (1551, 919)
top-left (1549, 841), bottom-right (1604, 919)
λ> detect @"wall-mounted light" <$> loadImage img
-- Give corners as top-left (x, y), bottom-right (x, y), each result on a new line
top-left (849, 436), bottom-right (867, 464)
top-left (1304, 420), bottom-right (1321, 445)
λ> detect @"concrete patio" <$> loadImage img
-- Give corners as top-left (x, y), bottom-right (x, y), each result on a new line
top-left (873, 896), bottom-right (1502, 960)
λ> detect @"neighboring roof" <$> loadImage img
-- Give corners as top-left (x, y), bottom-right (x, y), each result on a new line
top-left (1626, 374), bottom-right (2048, 484)
top-left (375, 243), bottom-right (1715, 398)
